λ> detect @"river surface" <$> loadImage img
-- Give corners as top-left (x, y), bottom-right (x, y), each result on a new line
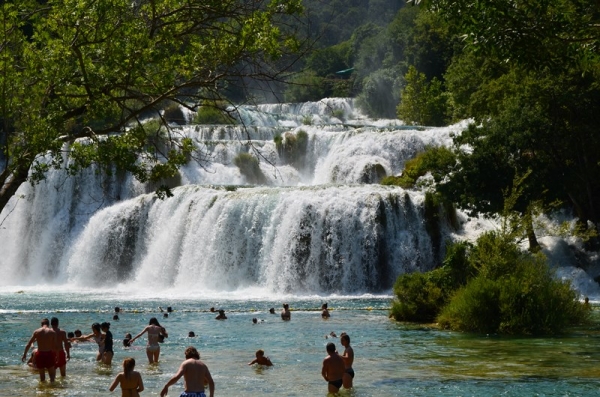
top-left (2, 291), bottom-right (600, 397)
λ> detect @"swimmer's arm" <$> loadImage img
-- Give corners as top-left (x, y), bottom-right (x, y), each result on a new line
top-left (248, 358), bottom-right (258, 365)
top-left (265, 357), bottom-right (273, 366)
top-left (160, 362), bottom-right (186, 397)
top-left (71, 333), bottom-right (95, 342)
top-left (130, 327), bottom-right (148, 343)
top-left (21, 333), bottom-right (36, 361)
top-left (108, 373), bottom-right (122, 392)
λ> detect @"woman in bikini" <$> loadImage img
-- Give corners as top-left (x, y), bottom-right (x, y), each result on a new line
top-left (130, 317), bottom-right (168, 364)
top-left (109, 357), bottom-right (144, 396)
top-left (71, 322), bottom-right (105, 362)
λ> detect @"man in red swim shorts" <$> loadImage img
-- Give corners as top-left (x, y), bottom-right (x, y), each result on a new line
top-left (51, 317), bottom-right (70, 377)
top-left (22, 318), bottom-right (57, 382)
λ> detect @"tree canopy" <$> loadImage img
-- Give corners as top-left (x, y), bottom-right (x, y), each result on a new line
top-left (0, 0), bottom-right (304, 213)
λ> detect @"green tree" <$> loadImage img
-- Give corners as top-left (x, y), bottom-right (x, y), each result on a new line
top-left (397, 66), bottom-right (447, 126)
top-left (0, 0), bottom-right (303, 213)
top-left (417, 0), bottom-right (600, 236)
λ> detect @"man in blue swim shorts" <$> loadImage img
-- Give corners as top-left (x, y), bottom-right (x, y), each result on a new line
top-left (160, 346), bottom-right (214, 397)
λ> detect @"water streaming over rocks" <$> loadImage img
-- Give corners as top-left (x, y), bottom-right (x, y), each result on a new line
top-left (1, 98), bottom-right (599, 298)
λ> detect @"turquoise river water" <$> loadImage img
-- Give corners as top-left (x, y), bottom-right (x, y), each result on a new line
top-left (1, 292), bottom-right (600, 397)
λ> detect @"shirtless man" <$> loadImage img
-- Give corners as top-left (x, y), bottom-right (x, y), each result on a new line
top-left (161, 346), bottom-right (214, 397)
top-left (321, 342), bottom-right (345, 394)
top-left (340, 333), bottom-right (354, 388)
top-left (281, 303), bottom-right (291, 321)
top-left (321, 303), bottom-right (330, 319)
top-left (50, 317), bottom-right (70, 377)
top-left (21, 318), bottom-right (57, 382)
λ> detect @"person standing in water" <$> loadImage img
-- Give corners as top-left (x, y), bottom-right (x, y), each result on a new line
top-left (71, 322), bottom-right (105, 362)
top-left (130, 317), bottom-right (168, 364)
top-left (109, 357), bottom-right (144, 396)
top-left (160, 346), bottom-right (214, 397)
top-left (21, 318), bottom-right (57, 382)
top-left (340, 333), bottom-right (354, 389)
top-left (50, 317), bottom-right (70, 377)
top-left (321, 342), bottom-right (345, 394)
top-left (321, 303), bottom-right (330, 319)
top-left (101, 322), bottom-right (114, 365)
top-left (281, 303), bottom-right (291, 320)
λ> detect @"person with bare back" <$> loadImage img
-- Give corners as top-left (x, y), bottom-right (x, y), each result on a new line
top-left (160, 346), bottom-right (214, 397)
top-left (130, 317), bottom-right (168, 364)
top-left (340, 333), bottom-right (354, 388)
top-left (321, 342), bottom-right (345, 394)
top-left (21, 318), bottom-right (57, 382)
top-left (50, 317), bottom-right (70, 377)
top-left (109, 357), bottom-right (144, 396)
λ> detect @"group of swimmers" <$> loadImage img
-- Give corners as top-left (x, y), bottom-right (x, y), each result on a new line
top-left (22, 302), bottom-right (355, 395)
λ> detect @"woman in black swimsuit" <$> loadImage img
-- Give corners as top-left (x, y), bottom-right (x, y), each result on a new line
top-left (101, 322), bottom-right (114, 365)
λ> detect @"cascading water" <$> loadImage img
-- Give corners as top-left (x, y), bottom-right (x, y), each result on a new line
top-left (1, 98), bottom-right (597, 297)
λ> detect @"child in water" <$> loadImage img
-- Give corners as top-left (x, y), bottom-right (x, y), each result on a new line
top-left (248, 349), bottom-right (273, 366)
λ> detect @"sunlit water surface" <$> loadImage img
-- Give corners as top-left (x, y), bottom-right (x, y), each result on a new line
top-left (1, 292), bottom-right (600, 397)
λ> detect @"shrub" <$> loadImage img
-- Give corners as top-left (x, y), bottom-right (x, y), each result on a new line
top-left (393, 231), bottom-right (589, 335)
top-left (390, 241), bottom-right (473, 323)
top-left (436, 232), bottom-right (590, 335)
top-left (233, 153), bottom-right (267, 185)
top-left (163, 103), bottom-right (186, 125)
top-left (276, 130), bottom-right (309, 168)
top-left (381, 146), bottom-right (456, 189)
top-left (437, 276), bottom-right (501, 333)
top-left (391, 268), bottom-right (449, 322)
top-left (194, 105), bottom-right (236, 125)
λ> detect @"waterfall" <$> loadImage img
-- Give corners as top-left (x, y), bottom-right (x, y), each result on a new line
top-left (0, 98), bottom-right (533, 295)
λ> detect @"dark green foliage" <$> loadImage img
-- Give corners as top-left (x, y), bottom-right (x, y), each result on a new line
top-left (163, 104), bottom-right (186, 125)
top-left (233, 153), bottom-right (267, 185)
top-left (284, 72), bottom-right (329, 102)
top-left (441, 232), bottom-right (589, 334)
top-left (391, 268), bottom-right (449, 322)
top-left (397, 66), bottom-right (448, 126)
top-left (355, 68), bottom-right (402, 118)
top-left (391, 240), bottom-right (472, 322)
top-left (393, 231), bottom-right (589, 335)
top-left (194, 106), bottom-right (236, 125)
top-left (381, 145), bottom-right (455, 188)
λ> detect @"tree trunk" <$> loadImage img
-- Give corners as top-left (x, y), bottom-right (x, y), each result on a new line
top-left (0, 166), bottom-right (29, 218)
top-left (526, 210), bottom-right (540, 252)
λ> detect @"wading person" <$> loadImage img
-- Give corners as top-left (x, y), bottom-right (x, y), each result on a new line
top-left (160, 346), bottom-right (214, 397)
top-left (71, 322), bottom-right (105, 362)
top-left (281, 303), bottom-right (291, 321)
top-left (21, 318), bottom-right (57, 382)
top-left (101, 322), bottom-right (114, 365)
top-left (130, 317), bottom-right (168, 364)
top-left (340, 333), bottom-right (354, 388)
top-left (50, 317), bottom-right (70, 377)
top-left (321, 342), bottom-right (345, 394)
top-left (109, 357), bottom-right (144, 396)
